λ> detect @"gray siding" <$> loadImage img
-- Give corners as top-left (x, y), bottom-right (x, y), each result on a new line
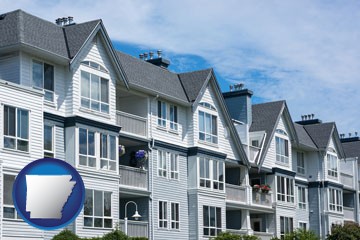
top-left (308, 187), bottom-right (320, 236)
top-left (0, 54), bottom-right (20, 84)
top-left (223, 93), bottom-right (252, 124)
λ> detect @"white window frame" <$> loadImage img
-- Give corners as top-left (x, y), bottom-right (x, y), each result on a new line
top-left (203, 205), bottom-right (222, 237)
top-left (158, 150), bottom-right (167, 177)
top-left (198, 110), bottom-right (218, 144)
top-left (3, 174), bottom-right (20, 220)
top-left (84, 189), bottom-right (112, 228)
top-left (298, 221), bottom-right (307, 230)
top-left (44, 124), bottom-right (54, 158)
top-left (297, 152), bottom-right (305, 175)
top-left (297, 186), bottom-right (306, 209)
top-left (277, 176), bottom-right (294, 203)
top-left (3, 105), bottom-right (29, 152)
top-left (80, 70), bottom-right (109, 114)
top-left (328, 188), bottom-right (343, 212)
top-left (169, 104), bottom-right (178, 131)
top-left (32, 59), bottom-right (55, 102)
top-left (157, 101), bottom-right (167, 127)
top-left (158, 200), bottom-right (168, 229)
top-left (280, 216), bottom-right (293, 239)
top-left (100, 133), bottom-right (117, 171)
top-left (170, 202), bottom-right (180, 230)
top-left (169, 153), bottom-right (179, 180)
top-left (78, 128), bottom-right (96, 168)
top-left (275, 136), bottom-right (289, 164)
top-left (199, 157), bottom-right (224, 191)
top-left (327, 153), bottom-right (338, 178)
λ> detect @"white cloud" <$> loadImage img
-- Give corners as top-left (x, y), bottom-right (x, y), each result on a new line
top-left (1, 0), bottom-right (359, 134)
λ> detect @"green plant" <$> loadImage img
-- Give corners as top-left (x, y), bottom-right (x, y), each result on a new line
top-left (212, 232), bottom-right (260, 240)
top-left (52, 229), bottom-right (80, 240)
top-left (327, 223), bottom-right (360, 240)
top-left (129, 237), bottom-right (148, 240)
top-left (102, 229), bottom-right (129, 240)
top-left (270, 237), bottom-right (280, 240)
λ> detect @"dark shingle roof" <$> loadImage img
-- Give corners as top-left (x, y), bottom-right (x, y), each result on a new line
top-left (250, 100), bottom-right (285, 133)
top-left (294, 123), bottom-right (317, 149)
top-left (178, 69), bottom-right (212, 102)
top-left (0, 9), bottom-right (99, 59)
top-left (303, 122), bottom-right (334, 150)
top-left (342, 141), bottom-right (360, 159)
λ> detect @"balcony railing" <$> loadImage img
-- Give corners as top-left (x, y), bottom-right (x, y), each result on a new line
top-left (119, 220), bottom-right (148, 238)
top-left (226, 184), bottom-right (247, 203)
top-left (254, 232), bottom-right (274, 240)
top-left (249, 146), bottom-right (261, 162)
top-left (341, 173), bottom-right (354, 189)
top-left (119, 165), bottom-right (148, 190)
top-left (252, 190), bottom-right (272, 207)
top-left (116, 110), bottom-right (147, 137)
top-left (343, 207), bottom-right (355, 221)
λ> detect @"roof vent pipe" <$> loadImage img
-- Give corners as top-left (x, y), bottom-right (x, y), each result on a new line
top-left (355, 132), bottom-right (358, 137)
top-left (62, 17), bottom-right (68, 25)
top-left (143, 53), bottom-right (148, 60)
top-left (55, 18), bottom-right (62, 26)
top-left (139, 54), bottom-right (144, 60)
top-left (68, 16), bottom-right (74, 24)
top-left (149, 52), bottom-right (154, 59)
top-left (157, 50), bottom-right (162, 58)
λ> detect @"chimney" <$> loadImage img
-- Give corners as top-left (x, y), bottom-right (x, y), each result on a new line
top-left (146, 49), bottom-right (170, 69)
top-left (295, 114), bottom-right (322, 125)
top-left (223, 85), bottom-right (253, 125)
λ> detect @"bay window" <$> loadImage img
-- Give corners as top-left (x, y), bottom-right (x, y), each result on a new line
top-left (199, 157), bottom-right (224, 191)
top-left (277, 176), bottom-right (294, 203)
top-left (4, 105), bottom-right (29, 152)
top-left (79, 128), bottom-right (96, 168)
top-left (329, 188), bottom-right (342, 212)
top-left (100, 134), bottom-right (116, 171)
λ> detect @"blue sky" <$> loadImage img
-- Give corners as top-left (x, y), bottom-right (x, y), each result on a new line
top-left (2, 0), bottom-right (360, 136)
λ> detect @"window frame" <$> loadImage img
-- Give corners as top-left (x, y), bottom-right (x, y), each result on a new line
top-left (198, 110), bottom-right (218, 144)
top-left (3, 105), bottom-right (29, 152)
top-left (100, 133), bottom-right (117, 171)
top-left (296, 151), bottom-right (305, 175)
top-left (298, 222), bottom-right (307, 230)
top-left (277, 175), bottom-right (294, 203)
top-left (327, 153), bottom-right (338, 178)
top-left (157, 150), bottom-right (167, 178)
top-left (3, 174), bottom-right (21, 220)
top-left (80, 70), bottom-right (110, 114)
top-left (44, 124), bottom-right (54, 158)
top-left (280, 216), bottom-right (293, 239)
top-left (157, 101), bottom-right (167, 128)
top-left (78, 128), bottom-right (96, 168)
top-left (158, 200), bottom-right (168, 229)
top-left (297, 186), bottom-right (306, 210)
top-left (169, 104), bottom-right (178, 131)
top-left (169, 153), bottom-right (179, 180)
top-left (32, 59), bottom-right (55, 102)
top-left (199, 157), bottom-right (224, 191)
top-left (328, 188), bottom-right (343, 212)
top-left (84, 189), bottom-right (112, 228)
top-left (275, 136), bottom-right (289, 164)
top-left (170, 202), bottom-right (180, 230)
top-left (203, 205), bottom-right (222, 237)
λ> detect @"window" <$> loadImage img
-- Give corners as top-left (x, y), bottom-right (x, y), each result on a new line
top-left (198, 111), bottom-right (218, 144)
top-left (44, 124), bottom-right (54, 157)
top-left (171, 202), bottom-right (179, 229)
top-left (251, 140), bottom-right (259, 147)
top-left (329, 188), bottom-right (343, 212)
top-left (170, 153), bottom-right (179, 180)
top-left (159, 201), bottom-right (168, 228)
top-left (199, 102), bottom-right (216, 111)
top-left (158, 150), bottom-right (167, 177)
top-left (203, 206), bottom-right (221, 236)
top-left (212, 161), bottom-right (224, 190)
top-left (299, 222), bottom-right (307, 230)
top-left (32, 60), bottom-right (54, 101)
top-left (276, 136), bottom-right (289, 164)
top-left (298, 186), bottom-right (306, 209)
top-left (79, 128), bottom-right (96, 168)
top-left (277, 176), bottom-right (294, 203)
top-left (280, 216), bottom-right (293, 239)
top-left (84, 189), bottom-right (112, 228)
top-left (81, 71), bottom-right (109, 113)
top-left (157, 101), bottom-right (167, 127)
top-left (4, 105), bottom-right (29, 152)
top-left (81, 61), bottom-right (108, 72)
top-left (100, 134), bottom-right (116, 171)
top-left (297, 152), bottom-right (305, 174)
top-left (327, 154), bottom-right (338, 178)
top-left (3, 174), bottom-right (20, 219)
top-left (169, 105), bottom-right (178, 131)
top-left (199, 158), bottom-right (224, 191)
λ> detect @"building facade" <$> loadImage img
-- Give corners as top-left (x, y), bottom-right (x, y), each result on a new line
top-left (0, 9), bottom-right (359, 240)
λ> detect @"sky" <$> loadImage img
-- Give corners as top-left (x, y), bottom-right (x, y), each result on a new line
top-left (1, 0), bottom-right (359, 136)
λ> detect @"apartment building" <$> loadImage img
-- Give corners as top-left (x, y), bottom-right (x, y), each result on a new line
top-left (0, 9), bottom-right (359, 240)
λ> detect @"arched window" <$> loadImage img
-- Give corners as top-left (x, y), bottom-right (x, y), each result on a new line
top-left (199, 102), bottom-right (217, 111)
top-left (81, 61), bottom-right (108, 73)
top-left (275, 129), bottom-right (288, 136)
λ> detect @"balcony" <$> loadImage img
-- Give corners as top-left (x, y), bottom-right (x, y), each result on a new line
top-left (343, 207), bottom-right (356, 221)
top-left (251, 190), bottom-right (272, 208)
top-left (226, 184), bottom-right (247, 204)
top-left (119, 220), bottom-right (148, 238)
top-left (119, 165), bottom-right (148, 190)
top-left (340, 173), bottom-right (354, 189)
top-left (116, 111), bottom-right (147, 138)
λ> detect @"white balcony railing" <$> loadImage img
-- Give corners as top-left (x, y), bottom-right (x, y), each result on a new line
top-left (341, 173), bottom-right (354, 188)
top-left (119, 165), bottom-right (148, 190)
top-left (226, 184), bottom-right (247, 203)
top-left (119, 220), bottom-right (148, 238)
top-left (116, 110), bottom-right (147, 137)
top-left (343, 207), bottom-right (355, 220)
top-left (252, 190), bottom-right (272, 207)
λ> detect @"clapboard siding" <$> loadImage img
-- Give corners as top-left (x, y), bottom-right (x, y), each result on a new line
top-left (188, 193), bottom-right (198, 240)
top-left (295, 185), bottom-right (309, 228)
top-left (152, 148), bottom-right (189, 239)
top-left (192, 82), bottom-right (240, 160)
top-left (71, 34), bottom-right (118, 125)
top-left (0, 53), bottom-right (20, 84)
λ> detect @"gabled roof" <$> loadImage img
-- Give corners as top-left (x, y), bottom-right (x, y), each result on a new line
top-left (342, 140), bottom-right (360, 159)
top-left (178, 69), bottom-right (212, 102)
top-left (303, 122), bottom-right (345, 158)
top-left (250, 100), bottom-right (298, 168)
top-left (294, 123), bottom-right (317, 150)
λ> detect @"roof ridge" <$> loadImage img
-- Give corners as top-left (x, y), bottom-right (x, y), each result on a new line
top-left (178, 68), bottom-right (212, 75)
top-left (252, 100), bottom-right (286, 106)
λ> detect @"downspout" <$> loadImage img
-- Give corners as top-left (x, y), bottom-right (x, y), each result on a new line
top-left (318, 150), bottom-right (326, 240)
top-left (354, 157), bottom-right (359, 223)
